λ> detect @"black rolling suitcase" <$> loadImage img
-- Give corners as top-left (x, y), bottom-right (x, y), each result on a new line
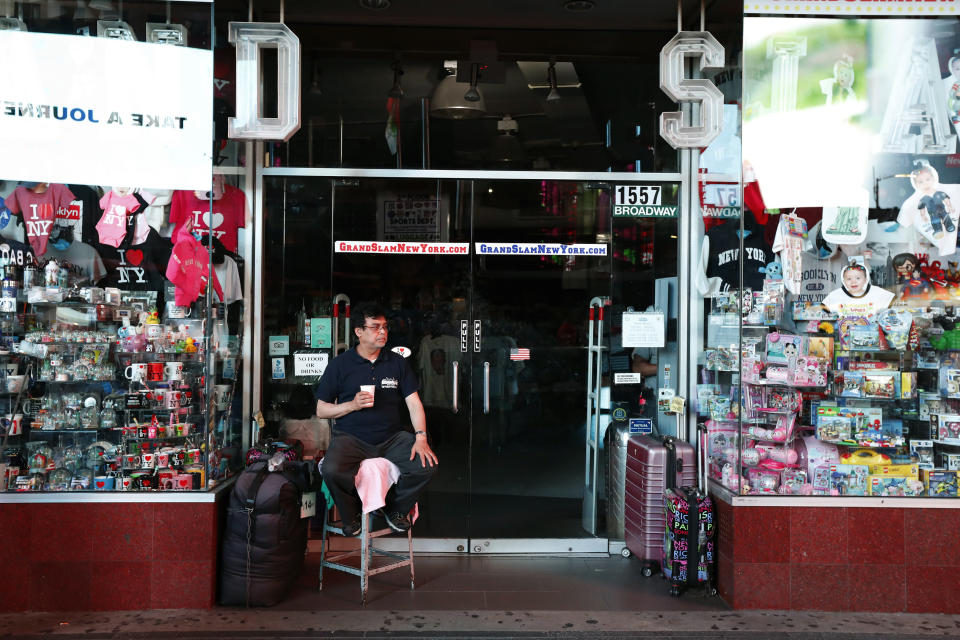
top-left (661, 425), bottom-right (716, 597)
top-left (220, 459), bottom-right (319, 606)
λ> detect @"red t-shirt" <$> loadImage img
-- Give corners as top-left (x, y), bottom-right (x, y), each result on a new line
top-left (5, 184), bottom-right (76, 256)
top-left (169, 185), bottom-right (246, 252)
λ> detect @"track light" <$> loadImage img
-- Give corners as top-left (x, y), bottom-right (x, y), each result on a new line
top-left (463, 63), bottom-right (482, 102)
top-left (388, 61), bottom-right (404, 99)
top-left (546, 61), bottom-right (561, 103)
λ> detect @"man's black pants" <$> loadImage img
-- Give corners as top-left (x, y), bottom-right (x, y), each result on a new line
top-left (322, 430), bottom-right (436, 526)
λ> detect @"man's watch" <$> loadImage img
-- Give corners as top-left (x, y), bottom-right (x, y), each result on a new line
top-left (414, 430), bottom-right (427, 438)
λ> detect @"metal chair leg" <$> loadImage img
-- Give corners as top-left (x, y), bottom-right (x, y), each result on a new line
top-left (318, 507), bottom-right (329, 591)
top-left (408, 527), bottom-right (415, 590)
top-left (360, 512), bottom-right (369, 604)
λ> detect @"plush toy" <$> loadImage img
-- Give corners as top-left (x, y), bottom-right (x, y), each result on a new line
top-left (929, 322), bottom-right (960, 351)
top-left (762, 261), bottom-right (783, 281)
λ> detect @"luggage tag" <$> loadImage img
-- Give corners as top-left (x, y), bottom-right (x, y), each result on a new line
top-left (300, 491), bottom-right (317, 519)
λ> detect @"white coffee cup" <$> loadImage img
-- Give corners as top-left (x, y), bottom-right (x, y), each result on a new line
top-left (214, 384), bottom-right (231, 411)
top-left (166, 302), bottom-right (192, 319)
top-left (164, 361), bottom-right (184, 381)
top-left (145, 324), bottom-right (162, 340)
top-left (359, 384), bottom-right (375, 408)
top-left (124, 363), bottom-right (148, 382)
top-left (5, 375), bottom-right (26, 393)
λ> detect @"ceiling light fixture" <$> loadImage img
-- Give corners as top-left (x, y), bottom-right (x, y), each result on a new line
top-left (430, 61), bottom-right (486, 119)
top-left (463, 63), bottom-right (482, 102)
top-left (388, 60), bottom-right (404, 98)
top-left (546, 61), bottom-right (561, 103)
top-left (563, 0), bottom-right (595, 11)
top-left (358, 0), bottom-right (391, 10)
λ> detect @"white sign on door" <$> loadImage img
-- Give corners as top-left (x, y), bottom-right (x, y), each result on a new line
top-left (294, 352), bottom-right (329, 377)
top-left (0, 31), bottom-right (213, 189)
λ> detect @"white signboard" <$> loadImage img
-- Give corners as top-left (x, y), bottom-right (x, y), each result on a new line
top-left (622, 311), bottom-right (665, 348)
top-left (0, 31), bottom-right (213, 189)
top-left (335, 241), bottom-right (468, 255)
top-left (475, 243), bottom-right (607, 256)
top-left (294, 352), bottom-right (329, 377)
top-left (614, 373), bottom-right (645, 385)
top-left (268, 335), bottom-right (290, 356)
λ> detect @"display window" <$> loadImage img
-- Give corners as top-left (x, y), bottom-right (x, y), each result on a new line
top-left (0, 1), bottom-right (247, 493)
top-left (702, 15), bottom-right (960, 498)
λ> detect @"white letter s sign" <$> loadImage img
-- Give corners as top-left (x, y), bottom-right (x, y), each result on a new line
top-left (659, 31), bottom-right (724, 149)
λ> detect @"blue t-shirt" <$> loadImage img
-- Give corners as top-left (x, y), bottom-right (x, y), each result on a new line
top-left (314, 347), bottom-right (420, 445)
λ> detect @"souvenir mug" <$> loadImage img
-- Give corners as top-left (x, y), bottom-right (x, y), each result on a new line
top-left (146, 362), bottom-right (164, 382)
top-left (124, 363), bottom-right (148, 382)
top-left (173, 474), bottom-right (192, 490)
top-left (0, 297), bottom-right (15, 313)
top-left (162, 390), bottom-right (181, 410)
top-left (145, 323), bottom-right (162, 340)
top-left (93, 475), bottom-right (115, 491)
top-left (95, 304), bottom-right (112, 322)
top-left (140, 452), bottom-right (156, 469)
top-left (165, 303), bottom-right (192, 319)
top-left (6, 375), bottom-right (25, 393)
top-left (116, 474), bottom-right (132, 491)
top-left (214, 384), bottom-right (232, 411)
top-left (164, 361), bottom-right (184, 382)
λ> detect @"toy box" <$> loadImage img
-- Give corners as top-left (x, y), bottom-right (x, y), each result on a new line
top-left (779, 469), bottom-right (809, 495)
top-left (806, 336), bottom-right (835, 360)
top-left (816, 409), bottom-right (856, 444)
top-left (856, 416), bottom-right (904, 448)
top-left (868, 475), bottom-right (925, 496)
top-left (940, 368), bottom-right (960, 398)
top-left (829, 464), bottom-right (869, 496)
top-left (941, 453), bottom-right (960, 470)
top-left (847, 324), bottom-right (883, 351)
top-left (762, 387), bottom-right (801, 413)
top-left (919, 393), bottom-right (946, 420)
top-left (933, 413), bottom-right (960, 443)
top-left (921, 469), bottom-right (959, 497)
top-left (792, 302), bottom-right (836, 321)
top-left (790, 356), bottom-right (828, 387)
top-left (909, 440), bottom-right (935, 469)
top-left (811, 465), bottom-right (833, 495)
top-left (868, 463), bottom-right (919, 478)
top-left (766, 332), bottom-right (803, 364)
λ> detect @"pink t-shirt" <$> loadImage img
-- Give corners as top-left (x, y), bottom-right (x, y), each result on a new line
top-left (169, 185), bottom-right (246, 252)
top-left (165, 227), bottom-right (224, 305)
top-left (96, 189), bottom-right (141, 248)
top-left (5, 184), bottom-right (75, 256)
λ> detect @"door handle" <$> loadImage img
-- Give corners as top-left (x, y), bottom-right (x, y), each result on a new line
top-left (452, 361), bottom-right (459, 414)
top-left (483, 361), bottom-right (490, 415)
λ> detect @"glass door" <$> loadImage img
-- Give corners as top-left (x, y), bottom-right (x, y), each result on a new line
top-left (262, 172), bottom-right (681, 552)
top-left (329, 177), bottom-right (472, 549)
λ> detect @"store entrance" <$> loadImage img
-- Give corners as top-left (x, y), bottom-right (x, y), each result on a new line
top-left (262, 172), bottom-right (680, 552)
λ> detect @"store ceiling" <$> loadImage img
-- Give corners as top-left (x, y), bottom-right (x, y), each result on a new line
top-left (221, 0), bottom-right (739, 34)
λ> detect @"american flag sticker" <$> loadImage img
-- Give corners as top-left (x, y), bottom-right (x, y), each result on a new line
top-left (510, 348), bottom-right (530, 361)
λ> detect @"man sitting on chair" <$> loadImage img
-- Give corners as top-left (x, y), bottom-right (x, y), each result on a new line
top-left (315, 302), bottom-right (439, 536)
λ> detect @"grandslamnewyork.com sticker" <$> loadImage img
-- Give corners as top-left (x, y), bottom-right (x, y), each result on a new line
top-left (476, 243), bottom-right (607, 256)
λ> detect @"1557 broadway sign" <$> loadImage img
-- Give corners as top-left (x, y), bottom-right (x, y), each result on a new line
top-left (613, 185), bottom-right (678, 217)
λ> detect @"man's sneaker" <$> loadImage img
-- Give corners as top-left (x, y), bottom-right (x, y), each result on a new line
top-left (340, 513), bottom-right (362, 537)
top-left (383, 510), bottom-right (412, 533)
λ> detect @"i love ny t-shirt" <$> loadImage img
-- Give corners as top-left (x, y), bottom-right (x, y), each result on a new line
top-left (5, 184), bottom-right (76, 256)
top-left (169, 185), bottom-right (246, 252)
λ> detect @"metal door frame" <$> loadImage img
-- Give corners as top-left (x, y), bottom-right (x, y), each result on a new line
top-left (250, 163), bottom-right (692, 555)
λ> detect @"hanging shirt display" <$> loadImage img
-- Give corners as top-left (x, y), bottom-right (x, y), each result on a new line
top-left (169, 184), bottom-right (246, 253)
top-left (96, 188), bottom-right (141, 248)
top-left (213, 254), bottom-right (242, 304)
top-left (5, 183), bottom-right (76, 257)
top-left (0, 238), bottom-right (37, 268)
top-left (36, 241), bottom-right (106, 286)
top-left (98, 228), bottom-right (173, 303)
top-left (703, 218), bottom-right (771, 293)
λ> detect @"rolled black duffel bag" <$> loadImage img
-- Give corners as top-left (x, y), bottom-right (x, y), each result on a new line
top-left (219, 459), bottom-right (319, 606)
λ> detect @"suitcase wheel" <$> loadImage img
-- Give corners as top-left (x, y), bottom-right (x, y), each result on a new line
top-left (669, 585), bottom-right (682, 598)
top-left (641, 565), bottom-right (653, 578)
top-left (620, 547), bottom-right (632, 559)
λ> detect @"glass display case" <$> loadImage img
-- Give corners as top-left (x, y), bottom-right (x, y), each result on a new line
top-left (701, 14), bottom-right (960, 499)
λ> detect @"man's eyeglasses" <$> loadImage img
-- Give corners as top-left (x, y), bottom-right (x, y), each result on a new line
top-left (363, 323), bottom-right (389, 333)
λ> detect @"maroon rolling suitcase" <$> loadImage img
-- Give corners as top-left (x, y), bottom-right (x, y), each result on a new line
top-left (624, 434), bottom-right (696, 576)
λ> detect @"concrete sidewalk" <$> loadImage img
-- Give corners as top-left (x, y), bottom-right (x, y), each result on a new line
top-left (3, 609), bottom-right (960, 639)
